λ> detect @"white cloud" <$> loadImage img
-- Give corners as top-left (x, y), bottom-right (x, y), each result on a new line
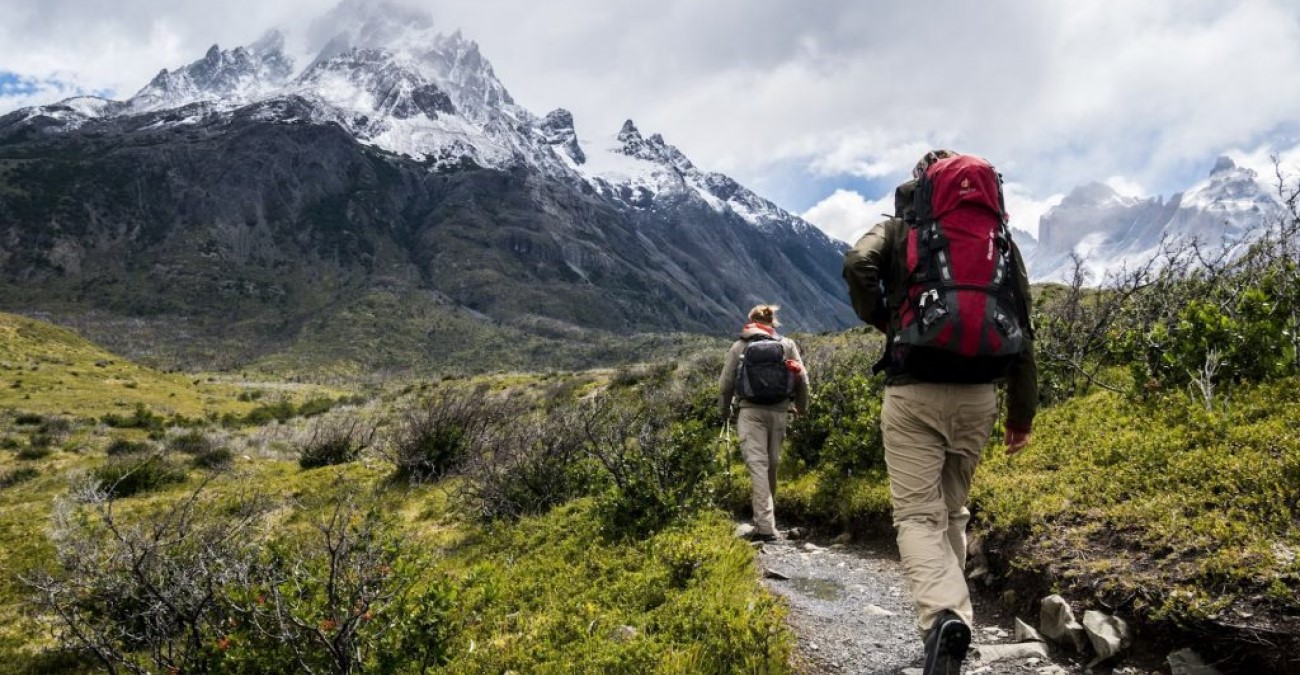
top-left (1228, 143), bottom-right (1300, 192)
top-left (1104, 176), bottom-right (1146, 198)
top-left (801, 189), bottom-right (894, 244)
top-left (1002, 182), bottom-right (1064, 239)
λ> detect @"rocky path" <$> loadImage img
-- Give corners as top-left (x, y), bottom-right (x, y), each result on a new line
top-left (755, 533), bottom-right (1104, 675)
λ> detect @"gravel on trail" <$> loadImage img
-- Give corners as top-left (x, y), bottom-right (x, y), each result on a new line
top-left (755, 533), bottom-right (1106, 675)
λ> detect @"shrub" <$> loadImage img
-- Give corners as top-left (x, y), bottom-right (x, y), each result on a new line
top-left (384, 388), bottom-right (506, 483)
top-left (297, 416), bottom-right (375, 469)
top-left (191, 446), bottom-right (234, 470)
top-left (242, 400), bottom-right (297, 426)
top-left (0, 466), bottom-right (38, 489)
top-left (25, 480), bottom-right (257, 674)
top-left (101, 403), bottom-right (165, 431)
top-left (166, 428), bottom-right (214, 455)
top-left (459, 407), bottom-right (600, 521)
top-left (92, 454), bottom-right (188, 498)
top-left (785, 339), bottom-right (884, 473)
top-left (222, 494), bottom-right (457, 673)
top-left (580, 394), bottom-right (720, 537)
top-left (13, 412), bottom-right (43, 426)
top-left (104, 438), bottom-right (152, 456)
top-left (295, 397), bottom-right (336, 418)
top-left (16, 444), bottom-right (53, 460)
top-left (26, 480), bottom-right (457, 675)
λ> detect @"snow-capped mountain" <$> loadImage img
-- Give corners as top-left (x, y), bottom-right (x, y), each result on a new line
top-left (1025, 157), bottom-right (1283, 282)
top-left (11, 0), bottom-right (830, 235)
top-left (0, 0), bottom-right (854, 370)
top-left (127, 31), bottom-right (294, 115)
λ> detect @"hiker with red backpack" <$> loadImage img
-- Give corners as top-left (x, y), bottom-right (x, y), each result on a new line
top-left (718, 304), bottom-right (810, 543)
top-left (843, 150), bottom-right (1038, 675)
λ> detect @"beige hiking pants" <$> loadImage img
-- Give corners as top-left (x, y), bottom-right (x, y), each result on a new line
top-left (882, 382), bottom-right (998, 632)
top-left (738, 406), bottom-right (789, 536)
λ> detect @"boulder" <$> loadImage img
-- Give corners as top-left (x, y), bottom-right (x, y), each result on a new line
top-left (1082, 610), bottom-right (1132, 661)
top-left (1167, 648), bottom-right (1225, 675)
top-left (972, 641), bottom-right (1051, 663)
top-left (1014, 617), bottom-right (1046, 643)
top-left (1039, 595), bottom-right (1088, 653)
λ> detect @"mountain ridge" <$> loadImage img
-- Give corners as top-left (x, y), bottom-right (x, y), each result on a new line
top-left (0, 1), bottom-right (854, 373)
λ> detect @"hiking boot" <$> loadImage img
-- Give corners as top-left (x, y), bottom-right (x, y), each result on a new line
top-left (922, 610), bottom-right (970, 675)
top-left (753, 531), bottom-right (781, 543)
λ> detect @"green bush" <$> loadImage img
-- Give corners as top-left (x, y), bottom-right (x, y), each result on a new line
top-left (0, 466), bottom-right (38, 489)
top-left (295, 397), bottom-right (337, 418)
top-left (241, 400), bottom-right (297, 426)
top-left (93, 455), bottom-right (188, 498)
top-left (27, 480), bottom-right (456, 675)
top-left (16, 444), bottom-right (53, 460)
top-left (104, 437), bottom-right (152, 456)
top-left (167, 429), bottom-right (214, 455)
top-left (220, 501), bottom-right (457, 674)
top-left (101, 403), bottom-right (165, 431)
top-left (786, 340), bottom-right (883, 474)
top-left (297, 417), bottom-right (374, 469)
top-left (191, 446), bottom-right (234, 470)
top-left (384, 388), bottom-right (506, 483)
top-left (13, 412), bottom-right (43, 426)
top-left (459, 407), bottom-right (602, 521)
top-left (582, 396), bottom-right (720, 538)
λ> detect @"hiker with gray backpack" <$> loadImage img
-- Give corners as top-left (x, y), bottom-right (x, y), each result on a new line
top-left (843, 150), bottom-right (1038, 675)
top-left (718, 304), bottom-right (810, 543)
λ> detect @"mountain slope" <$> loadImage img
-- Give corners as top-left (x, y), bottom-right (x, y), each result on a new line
top-left (1026, 157), bottom-right (1283, 282)
top-left (0, 0), bottom-right (854, 372)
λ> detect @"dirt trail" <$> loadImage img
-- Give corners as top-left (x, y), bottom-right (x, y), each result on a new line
top-left (756, 534), bottom-right (1099, 675)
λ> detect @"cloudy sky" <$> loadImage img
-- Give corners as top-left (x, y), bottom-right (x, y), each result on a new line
top-left (3, 0), bottom-right (1299, 242)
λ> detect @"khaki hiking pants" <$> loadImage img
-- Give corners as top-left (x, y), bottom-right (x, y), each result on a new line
top-left (738, 406), bottom-right (789, 536)
top-left (882, 382), bottom-right (998, 632)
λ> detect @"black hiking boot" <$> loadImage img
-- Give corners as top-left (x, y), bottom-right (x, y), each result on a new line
top-left (922, 610), bottom-right (970, 675)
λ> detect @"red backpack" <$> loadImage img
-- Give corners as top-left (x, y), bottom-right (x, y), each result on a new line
top-left (884, 154), bottom-right (1030, 382)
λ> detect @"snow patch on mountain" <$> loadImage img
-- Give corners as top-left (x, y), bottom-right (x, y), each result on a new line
top-left (127, 31), bottom-right (293, 114)
top-left (1027, 156), bottom-right (1283, 282)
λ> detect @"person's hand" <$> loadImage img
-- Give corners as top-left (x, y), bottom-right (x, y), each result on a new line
top-left (790, 405), bottom-right (801, 416)
top-left (1005, 428), bottom-right (1031, 455)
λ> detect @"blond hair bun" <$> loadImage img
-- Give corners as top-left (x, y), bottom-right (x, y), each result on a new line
top-left (748, 304), bottom-right (781, 327)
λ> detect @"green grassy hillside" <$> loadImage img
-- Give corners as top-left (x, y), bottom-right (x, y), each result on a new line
top-left (0, 311), bottom-right (257, 418)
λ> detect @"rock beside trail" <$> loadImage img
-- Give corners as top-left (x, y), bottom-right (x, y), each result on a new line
top-left (1014, 617), bottom-right (1046, 643)
top-left (1082, 610), bottom-right (1132, 663)
top-left (973, 641), bottom-right (1051, 663)
top-left (1040, 594), bottom-right (1089, 653)
top-left (1167, 648), bottom-right (1225, 675)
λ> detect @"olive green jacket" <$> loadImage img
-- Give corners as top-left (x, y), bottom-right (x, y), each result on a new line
top-left (841, 183), bottom-right (1038, 433)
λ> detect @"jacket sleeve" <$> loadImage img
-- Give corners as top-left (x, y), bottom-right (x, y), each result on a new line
top-left (842, 221), bottom-right (894, 330)
top-left (1004, 240), bottom-right (1038, 433)
top-left (718, 341), bottom-right (741, 419)
top-left (786, 338), bottom-right (811, 413)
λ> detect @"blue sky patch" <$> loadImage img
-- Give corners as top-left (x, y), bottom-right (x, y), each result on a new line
top-left (0, 71), bottom-right (41, 96)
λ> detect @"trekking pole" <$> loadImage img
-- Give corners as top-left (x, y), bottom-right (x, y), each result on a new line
top-left (718, 416), bottom-right (736, 505)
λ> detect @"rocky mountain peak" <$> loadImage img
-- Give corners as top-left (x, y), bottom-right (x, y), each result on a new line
top-left (1059, 181), bottom-right (1124, 208)
top-left (1211, 155), bottom-right (1238, 175)
top-left (127, 33), bottom-right (294, 114)
top-left (617, 119), bottom-right (642, 142)
top-left (539, 108), bottom-right (584, 164)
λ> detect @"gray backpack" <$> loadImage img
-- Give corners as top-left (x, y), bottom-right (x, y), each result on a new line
top-left (736, 336), bottom-right (794, 405)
